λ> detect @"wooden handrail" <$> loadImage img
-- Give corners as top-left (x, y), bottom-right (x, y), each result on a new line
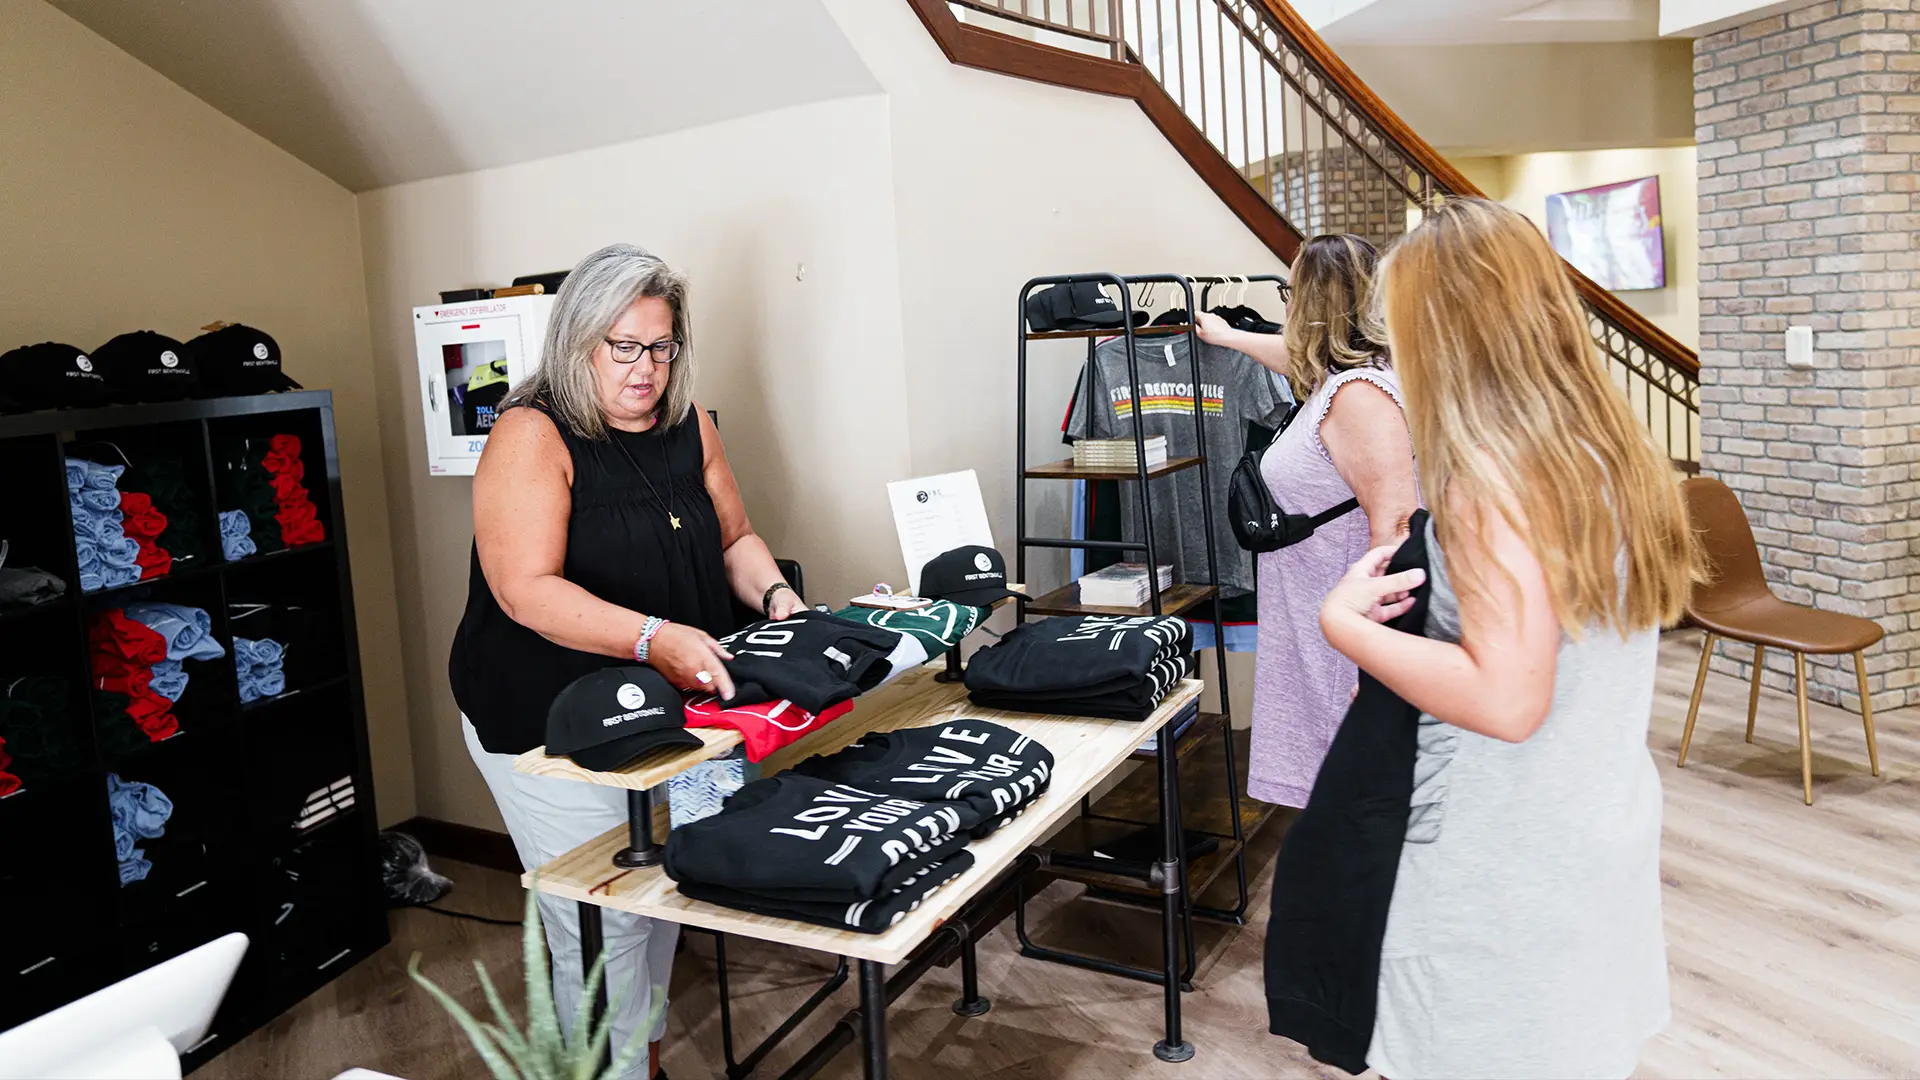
top-left (907, 0), bottom-right (1697, 380)
top-left (1249, 0), bottom-right (1697, 376)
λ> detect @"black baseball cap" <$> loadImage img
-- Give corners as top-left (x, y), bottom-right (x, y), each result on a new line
top-left (920, 545), bottom-right (1019, 606)
top-left (1025, 281), bottom-right (1125, 332)
top-left (545, 666), bottom-right (699, 772)
top-left (0, 342), bottom-right (109, 413)
top-left (93, 331), bottom-right (198, 403)
top-left (188, 324), bottom-right (301, 397)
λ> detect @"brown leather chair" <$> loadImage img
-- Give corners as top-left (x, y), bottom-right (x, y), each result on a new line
top-left (1678, 477), bottom-right (1883, 804)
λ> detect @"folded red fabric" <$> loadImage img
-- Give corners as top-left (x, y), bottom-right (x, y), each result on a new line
top-left (269, 471), bottom-right (308, 505)
top-left (133, 711), bottom-right (179, 742)
top-left (134, 537), bottom-right (173, 581)
top-left (117, 491), bottom-right (170, 540)
top-left (89, 609), bottom-right (169, 666)
top-left (96, 666), bottom-right (153, 698)
top-left (277, 506), bottom-right (325, 546)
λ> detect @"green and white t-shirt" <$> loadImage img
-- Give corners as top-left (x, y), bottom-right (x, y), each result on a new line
top-left (832, 601), bottom-right (985, 661)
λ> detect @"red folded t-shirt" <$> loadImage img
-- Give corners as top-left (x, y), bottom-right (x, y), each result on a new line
top-left (89, 609), bottom-right (169, 666)
top-left (276, 505), bottom-right (325, 546)
top-left (682, 694), bottom-right (855, 763)
top-left (134, 537), bottom-right (173, 581)
top-left (96, 666), bottom-right (153, 698)
top-left (117, 491), bottom-right (169, 540)
top-left (133, 711), bottom-right (179, 742)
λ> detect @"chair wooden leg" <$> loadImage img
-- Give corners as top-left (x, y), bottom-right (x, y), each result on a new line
top-left (1794, 651), bottom-right (1813, 806)
top-left (1745, 644), bottom-right (1766, 743)
top-left (1679, 632), bottom-right (1715, 768)
top-left (1853, 650), bottom-right (1881, 778)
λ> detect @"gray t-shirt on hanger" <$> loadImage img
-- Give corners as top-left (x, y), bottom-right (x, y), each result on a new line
top-left (1066, 333), bottom-right (1292, 596)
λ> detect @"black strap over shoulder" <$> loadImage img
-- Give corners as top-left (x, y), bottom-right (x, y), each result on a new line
top-left (1228, 402), bottom-right (1361, 554)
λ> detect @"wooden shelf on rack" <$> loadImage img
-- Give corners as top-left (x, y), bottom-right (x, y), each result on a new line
top-left (1045, 728), bottom-right (1276, 904)
top-left (1021, 582), bottom-right (1217, 619)
top-left (1024, 455), bottom-right (1202, 481)
top-left (1025, 323), bottom-right (1194, 341)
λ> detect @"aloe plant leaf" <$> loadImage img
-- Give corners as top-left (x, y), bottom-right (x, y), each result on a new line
top-left (522, 881), bottom-right (567, 1069)
top-left (474, 963), bottom-right (532, 1067)
top-left (407, 952), bottom-right (522, 1080)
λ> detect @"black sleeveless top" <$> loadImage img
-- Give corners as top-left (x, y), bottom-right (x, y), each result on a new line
top-left (450, 404), bottom-right (737, 754)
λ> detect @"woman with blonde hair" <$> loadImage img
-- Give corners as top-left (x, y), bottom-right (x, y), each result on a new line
top-left (1317, 197), bottom-right (1698, 1077)
top-left (1199, 234), bottom-right (1420, 807)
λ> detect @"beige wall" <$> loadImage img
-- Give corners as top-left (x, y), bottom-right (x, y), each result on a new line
top-left (357, 96), bottom-right (914, 830)
top-left (1341, 40), bottom-right (1697, 157)
top-left (1456, 147), bottom-right (1700, 351)
top-left (0, 0), bottom-right (416, 822)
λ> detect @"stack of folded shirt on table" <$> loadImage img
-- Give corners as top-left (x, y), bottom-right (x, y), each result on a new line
top-left (89, 603), bottom-right (225, 753)
top-left (216, 434), bottom-right (324, 559)
top-left (963, 614), bottom-right (1194, 721)
top-left (664, 719), bottom-right (1053, 933)
top-left (0, 676), bottom-right (84, 796)
top-left (66, 459), bottom-right (144, 592)
top-left (106, 772), bottom-right (172, 886)
top-left (233, 637), bottom-right (287, 703)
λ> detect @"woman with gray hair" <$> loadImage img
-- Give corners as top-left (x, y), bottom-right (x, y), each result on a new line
top-left (451, 243), bottom-right (800, 1079)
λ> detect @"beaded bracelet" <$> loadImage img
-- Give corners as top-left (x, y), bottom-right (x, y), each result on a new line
top-left (634, 616), bottom-right (670, 663)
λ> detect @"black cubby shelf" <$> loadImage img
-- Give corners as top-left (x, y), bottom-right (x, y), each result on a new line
top-left (0, 391), bottom-right (386, 1061)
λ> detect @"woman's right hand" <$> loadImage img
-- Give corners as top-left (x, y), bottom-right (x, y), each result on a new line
top-left (647, 623), bottom-right (737, 700)
top-left (1194, 309), bottom-right (1235, 346)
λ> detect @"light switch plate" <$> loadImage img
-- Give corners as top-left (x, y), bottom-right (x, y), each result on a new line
top-left (1786, 325), bottom-right (1815, 369)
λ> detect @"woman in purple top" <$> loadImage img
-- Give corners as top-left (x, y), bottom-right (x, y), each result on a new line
top-left (1197, 235), bottom-right (1421, 807)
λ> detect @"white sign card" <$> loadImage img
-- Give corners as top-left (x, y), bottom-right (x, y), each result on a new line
top-left (887, 470), bottom-right (995, 596)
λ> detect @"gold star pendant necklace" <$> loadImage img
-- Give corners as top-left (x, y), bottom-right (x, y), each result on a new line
top-left (611, 422), bottom-right (681, 531)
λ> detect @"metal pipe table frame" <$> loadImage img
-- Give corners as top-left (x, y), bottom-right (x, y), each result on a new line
top-left (522, 672), bottom-right (1202, 1079)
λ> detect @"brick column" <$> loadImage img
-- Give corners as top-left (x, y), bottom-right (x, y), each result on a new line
top-left (1694, 1), bottom-right (1919, 711)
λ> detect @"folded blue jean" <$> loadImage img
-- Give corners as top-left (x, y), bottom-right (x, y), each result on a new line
top-left (124, 602), bottom-right (226, 662)
top-left (65, 459), bottom-right (87, 494)
top-left (219, 510), bottom-right (251, 539)
top-left (254, 668), bottom-right (286, 698)
top-left (79, 487), bottom-right (121, 513)
top-left (76, 538), bottom-right (100, 573)
top-left (104, 564), bottom-right (140, 589)
top-left (98, 534), bottom-right (141, 570)
top-left (219, 511), bottom-right (257, 562)
top-left (118, 850), bottom-right (153, 886)
top-left (222, 533), bottom-right (257, 561)
top-left (149, 660), bottom-right (189, 702)
top-left (248, 639), bottom-right (285, 668)
top-left (73, 507), bottom-right (126, 546)
top-left (80, 568), bottom-right (105, 593)
top-left (80, 460), bottom-right (124, 492)
top-left (237, 672), bottom-right (259, 703)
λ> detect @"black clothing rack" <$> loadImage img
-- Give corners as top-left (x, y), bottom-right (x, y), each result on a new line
top-left (1010, 272), bottom-right (1265, 985)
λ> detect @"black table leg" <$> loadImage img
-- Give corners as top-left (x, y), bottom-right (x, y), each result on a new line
top-left (578, 901), bottom-right (613, 1072)
top-left (952, 931), bottom-right (991, 1017)
top-left (613, 787), bottom-right (664, 869)
top-left (1152, 729), bottom-right (1195, 1063)
top-left (933, 643), bottom-right (965, 683)
top-left (858, 960), bottom-right (888, 1080)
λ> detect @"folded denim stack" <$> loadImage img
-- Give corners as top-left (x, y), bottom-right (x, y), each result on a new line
top-left (234, 637), bottom-right (287, 703)
top-left (106, 772), bottom-right (173, 886)
top-left (664, 720), bottom-right (1052, 933)
top-left (66, 458), bottom-right (141, 593)
top-left (0, 676), bottom-right (84, 794)
top-left (218, 510), bottom-right (256, 562)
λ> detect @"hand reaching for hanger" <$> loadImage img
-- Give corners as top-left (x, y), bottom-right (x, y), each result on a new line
top-left (1193, 309), bottom-right (1235, 346)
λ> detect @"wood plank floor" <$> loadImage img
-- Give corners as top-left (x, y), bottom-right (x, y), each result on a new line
top-left (198, 630), bottom-right (1920, 1079)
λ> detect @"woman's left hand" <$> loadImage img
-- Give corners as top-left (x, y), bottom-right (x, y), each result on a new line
top-left (1321, 544), bottom-right (1426, 629)
top-left (766, 584), bottom-right (807, 621)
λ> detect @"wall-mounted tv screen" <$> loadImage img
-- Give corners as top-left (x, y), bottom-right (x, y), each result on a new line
top-left (1545, 175), bottom-right (1666, 292)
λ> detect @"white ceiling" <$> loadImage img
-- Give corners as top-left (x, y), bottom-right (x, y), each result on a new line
top-left (50, 0), bottom-right (881, 193)
top-left (1297, 0), bottom-right (1661, 45)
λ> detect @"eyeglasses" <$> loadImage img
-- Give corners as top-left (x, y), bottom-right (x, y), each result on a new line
top-left (604, 338), bottom-right (682, 365)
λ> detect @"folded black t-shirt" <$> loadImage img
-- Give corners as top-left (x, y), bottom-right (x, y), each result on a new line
top-left (789, 720), bottom-right (1053, 827)
top-left (964, 615), bottom-right (1190, 696)
top-left (971, 651), bottom-right (1193, 721)
top-left (663, 774), bottom-right (972, 899)
top-left (719, 610), bottom-right (904, 712)
top-left (676, 851), bottom-right (974, 934)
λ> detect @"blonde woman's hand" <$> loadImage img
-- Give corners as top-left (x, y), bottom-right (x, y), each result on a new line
top-left (648, 623), bottom-right (737, 700)
top-left (1321, 544), bottom-right (1425, 630)
top-left (1194, 309), bottom-right (1235, 346)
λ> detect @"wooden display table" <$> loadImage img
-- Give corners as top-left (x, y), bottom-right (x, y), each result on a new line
top-left (520, 666), bottom-right (1201, 1079)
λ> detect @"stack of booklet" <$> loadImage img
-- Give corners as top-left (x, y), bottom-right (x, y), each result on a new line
top-left (1072, 435), bottom-right (1168, 470)
top-left (1076, 563), bottom-right (1173, 608)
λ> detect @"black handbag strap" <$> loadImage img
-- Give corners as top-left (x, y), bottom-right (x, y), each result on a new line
top-left (1304, 497), bottom-right (1360, 529)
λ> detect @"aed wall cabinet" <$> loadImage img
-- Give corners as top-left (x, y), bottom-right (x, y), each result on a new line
top-left (413, 294), bottom-right (555, 476)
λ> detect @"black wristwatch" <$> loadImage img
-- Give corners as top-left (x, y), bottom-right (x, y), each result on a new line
top-left (762, 581), bottom-right (795, 616)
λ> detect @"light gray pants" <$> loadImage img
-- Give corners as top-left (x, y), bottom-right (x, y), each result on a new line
top-left (462, 717), bottom-right (678, 1077)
